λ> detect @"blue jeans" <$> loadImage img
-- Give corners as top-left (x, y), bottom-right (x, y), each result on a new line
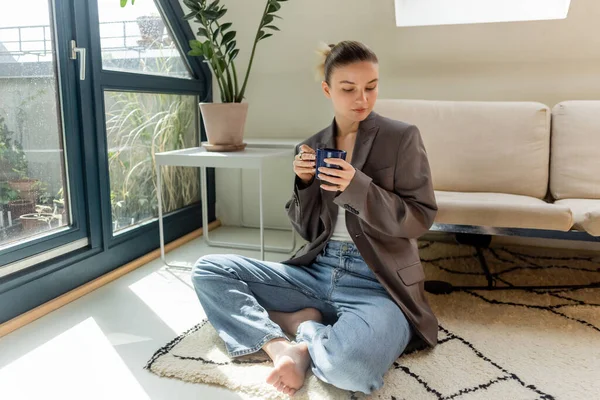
top-left (192, 241), bottom-right (413, 394)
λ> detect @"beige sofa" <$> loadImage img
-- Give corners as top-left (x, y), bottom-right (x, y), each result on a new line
top-left (374, 99), bottom-right (600, 238)
top-left (551, 101), bottom-right (600, 237)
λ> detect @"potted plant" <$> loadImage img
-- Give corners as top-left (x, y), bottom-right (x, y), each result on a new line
top-left (2, 182), bottom-right (34, 222)
top-left (19, 205), bottom-right (59, 234)
top-left (0, 115), bottom-right (37, 218)
top-left (52, 187), bottom-right (67, 224)
top-left (183, 0), bottom-right (287, 151)
top-left (136, 14), bottom-right (166, 47)
top-left (0, 116), bottom-right (28, 182)
top-left (0, 182), bottom-right (20, 213)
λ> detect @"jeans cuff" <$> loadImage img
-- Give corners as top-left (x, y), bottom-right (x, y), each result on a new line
top-left (296, 320), bottom-right (322, 343)
top-left (227, 332), bottom-right (289, 358)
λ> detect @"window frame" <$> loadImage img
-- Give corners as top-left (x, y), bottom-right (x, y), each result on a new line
top-left (0, 0), bottom-right (215, 325)
top-left (0, 0), bottom-right (90, 267)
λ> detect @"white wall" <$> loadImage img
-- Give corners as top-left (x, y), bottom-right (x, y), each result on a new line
top-left (180, 0), bottom-right (600, 229)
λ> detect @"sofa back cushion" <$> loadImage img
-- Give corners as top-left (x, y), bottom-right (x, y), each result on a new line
top-left (374, 99), bottom-right (551, 198)
top-left (550, 101), bottom-right (600, 200)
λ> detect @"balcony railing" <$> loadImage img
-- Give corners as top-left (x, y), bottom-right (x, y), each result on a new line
top-left (0, 20), bottom-right (171, 62)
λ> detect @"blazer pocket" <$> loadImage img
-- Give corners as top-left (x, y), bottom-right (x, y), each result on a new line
top-left (396, 261), bottom-right (425, 286)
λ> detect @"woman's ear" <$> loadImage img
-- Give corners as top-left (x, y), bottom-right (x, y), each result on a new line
top-left (321, 81), bottom-right (331, 99)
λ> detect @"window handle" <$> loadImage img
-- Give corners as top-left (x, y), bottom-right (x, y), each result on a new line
top-left (70, 40), bottom-right (86, 81)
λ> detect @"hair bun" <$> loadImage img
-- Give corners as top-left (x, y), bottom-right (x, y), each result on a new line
top-left (315, 41), bottom-right (334, 81)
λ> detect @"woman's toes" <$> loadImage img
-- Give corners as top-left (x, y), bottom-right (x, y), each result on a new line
top-left (266, 372), bottom-right (279, 386)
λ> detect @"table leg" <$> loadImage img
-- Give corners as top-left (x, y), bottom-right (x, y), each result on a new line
top-left (203, 164), bottom-right (298, 256)
top-left (201, 166), bottom-right (210, 246)
top-left (157, 164), bottom-right (177, 267)
top-left (259, 165), bottom-right (264, 260)
top-left (237, 168), bottom-right (296, 253)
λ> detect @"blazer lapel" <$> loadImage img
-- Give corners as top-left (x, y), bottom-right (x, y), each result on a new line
top-left (320, 112), bottom-right (380, 230)
top-left (318, 117), bottom-right (337, 230)
top-left (351, 111), bottom-right (379, 171)
top-left (317, 117), bottom-right (336, 150)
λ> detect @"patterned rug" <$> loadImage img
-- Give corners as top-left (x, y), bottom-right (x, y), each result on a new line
top-left (145, 241), bottom-right (600, 399)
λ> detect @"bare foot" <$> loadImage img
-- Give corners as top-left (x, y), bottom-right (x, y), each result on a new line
top-left (265, 341), bottom-right (311, 396)
top-left (268, 308), bottom-right (323, 336)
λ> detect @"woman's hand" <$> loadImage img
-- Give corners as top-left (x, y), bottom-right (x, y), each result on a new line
top-left (293, 144), bottom-right (317, 184)
top-left (318, 158), bottom-right (356, 192)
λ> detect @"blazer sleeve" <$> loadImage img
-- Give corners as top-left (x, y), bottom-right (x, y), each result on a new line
top-left (334, 125), bottom-right (438, 238)
top-left (285, 145), bottom-right (324, 242)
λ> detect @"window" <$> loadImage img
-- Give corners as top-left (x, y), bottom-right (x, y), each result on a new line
top-left (0, 0), bottom-right (76, 252)
top-left (394, 0), bottom-right (571, 27)
top-left (104, 91), bottom-right (199, 233)
top-left (0, 0), bottom-right (212, 325)
top-left (94, 0), bottom-right (207, 239)
top-left (98, 0), bottom-right (191, 78)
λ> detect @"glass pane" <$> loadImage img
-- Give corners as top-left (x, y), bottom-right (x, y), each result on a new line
top-left (0, 1), bottom-right (71, 249)
top-left (395, 0), bottom-right (571, 27)
top-left (97, 0), bottom-right (192, 78)
top-left (104, 91), bottom-right (200, 233)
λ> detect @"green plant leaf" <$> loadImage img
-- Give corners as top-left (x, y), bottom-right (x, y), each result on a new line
top-left (120, 0), bottom-right (127, 7)
top-left (230, 49), bottom-right (239, 60)
top-left (196, 27), bottom-right (209, 37)
top-left (183, 0), bottom-right (199, 11)
top-left (223, 31), bottom-right (236, 43)
top-left (207, 0), bottom-right (220, 10)
top-left (189, 39), bottom-right (203, 49)
top-left (264, 25), bottom-right (280, 31)
top-left (213, 26), bottom-right (222, 37)
top-left (183, 11), bottom-right (197, 20)
top-left (217, 7), bottom-right (227, 18)
top-left (263, 15), bottom-right (274, 25)
top-left (202, 41), bottom-right (213, 58)
top-left (259, 33), bottom-right (273, 41)
top-left (226, 40), bottom-right (236, 54)
top-left (202, 10), bottom-right (220, 20)
top-left (188, 49), bottom-right (204, 56)
top-left (267, 2), bottom-right (281, 13)
top-left (220, 22), bottom-right (232, 31)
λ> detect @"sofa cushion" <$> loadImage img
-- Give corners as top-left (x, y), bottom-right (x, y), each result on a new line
top-left (375, 99), bottom-right (551, 198)
top-left (550, 101), bottom-right (600, 200)
top-left (434, 191), bottom-right (573, 231)
top-left (554, 199), bottom-right (600, 236)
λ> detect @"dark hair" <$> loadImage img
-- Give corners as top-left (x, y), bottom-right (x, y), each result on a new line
top-left (318, 41), bottom-right (378, 84)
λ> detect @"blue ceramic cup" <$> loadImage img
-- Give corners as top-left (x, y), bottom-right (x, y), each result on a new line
top-left (316, 148), bottom-right (347, 182)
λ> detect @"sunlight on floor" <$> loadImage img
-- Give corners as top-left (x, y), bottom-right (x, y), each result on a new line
top-left (128, 264), bottom-right (205, 334)
top-left (0, 227), bottom-right (298, 400)
top-left (0, 317), bottom-right (150, 400)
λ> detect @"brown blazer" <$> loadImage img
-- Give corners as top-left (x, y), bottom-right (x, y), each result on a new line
top-left (283, 111), bottom-right (439, 348)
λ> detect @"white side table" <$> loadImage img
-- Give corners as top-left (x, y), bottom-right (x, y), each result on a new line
top-left (155, 147), bottom-right (294, 262)
top-left (245, 138), bottom-right (304, 148)
top-left (239, 138), bottom-right (304, 245)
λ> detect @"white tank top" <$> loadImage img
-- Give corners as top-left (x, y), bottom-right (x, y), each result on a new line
top-left (330, 205), bottom-right (353, 242)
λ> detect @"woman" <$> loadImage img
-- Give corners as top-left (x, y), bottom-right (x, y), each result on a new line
top-left (193, 41), bottom-right (438, 396)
